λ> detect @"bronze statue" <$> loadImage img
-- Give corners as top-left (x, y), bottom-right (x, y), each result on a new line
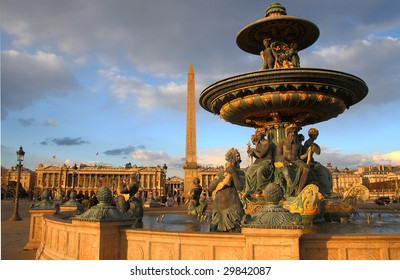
top-left (302, 128), bottom-right (333, 196)
top-left (287, 42), bottom-right (300, 67)
top-left (187, 178), bottom-right (207, 216)
top-left (245, 131), bottom-right (275, 195)
top-left (260, 38), bottom-right (275, 70)
top-left (275, 124), bottom-right (310, 196)
top-left (116, 172), bottom-right (143, 220)
top-left (208, 148), bottom-right (245, 232)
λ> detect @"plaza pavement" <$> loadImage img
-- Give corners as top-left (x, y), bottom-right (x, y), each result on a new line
top-left (1, 197), bottom-right (399, 260)
top-left (0, 198), bottom-right (187, 260)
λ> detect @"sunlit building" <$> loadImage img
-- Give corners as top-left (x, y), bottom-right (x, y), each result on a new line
top-left (35, 163), bottom-right (168, 199)
top-left (1, 166), bottom-right (37, 196)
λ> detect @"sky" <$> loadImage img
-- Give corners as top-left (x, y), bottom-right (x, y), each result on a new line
top-left (1, 0), bottom-right (400, 178)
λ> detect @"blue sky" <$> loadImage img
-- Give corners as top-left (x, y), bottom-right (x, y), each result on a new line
top-left (1, 0), bottom-right (400, 178)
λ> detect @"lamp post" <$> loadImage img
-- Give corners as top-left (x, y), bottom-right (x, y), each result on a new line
top-left (73, 163), bottom-right (78, 191)
top-left (9, 146), bottom-right (25, 221)
top-left (162, 164), bottom-right (168, 196)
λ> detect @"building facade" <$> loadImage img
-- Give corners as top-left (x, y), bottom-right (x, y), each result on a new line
top-left (165, 176), bottom-right (184, 197)
top-left (1, 166), bottom-right (37, 197)
top-left (35, 163), bottom-right (168, 200)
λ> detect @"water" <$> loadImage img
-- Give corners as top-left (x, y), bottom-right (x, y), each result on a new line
top-left (139, 213), bottom-right (211, 232)
top-left (303, 212), bottom-right (400, 235)
top-left (136, 212), bottom-right (400, 234)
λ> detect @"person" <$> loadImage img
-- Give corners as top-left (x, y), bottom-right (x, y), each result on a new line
top-left (275, 124), bottom-right (310, 197)
top-left (302, 128), bottom-right (333, 196)
top-left (89, 193), bottom-right (98, 208)
top-left (245, 131), bottom-right (275, 195)
top-left (177, 196), bottom-right (181, 207)
top-left (166, 194), bottom-right (174, 207)
top-left (208, 148), bottom-right (245, 232)
top-left (260, 38), bottom-right (275, 70)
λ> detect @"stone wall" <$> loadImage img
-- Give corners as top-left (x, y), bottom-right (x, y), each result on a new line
top-left (32, 214), bottom-right (400, 260)
top-left (300, 234), bottom-right (400, 260)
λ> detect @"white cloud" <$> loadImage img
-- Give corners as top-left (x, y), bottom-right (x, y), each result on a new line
top-left (198, 146), bottom-right (250, 168)
top-left (372, 151), bottom-right (400, 165)
top-left (131, 149), bottom-right (168, 162)
top-left (314, 146), bottom-right (400, 169)
top-left (98, 68), bottom-right (186, 111)
top-left (44, 119), bottom-right (61, 127)
top-left (303, 36), bottom-right (400, 106)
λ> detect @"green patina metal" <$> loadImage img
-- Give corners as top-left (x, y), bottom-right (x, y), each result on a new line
top-left (199, 3), bottom-right (369, 230)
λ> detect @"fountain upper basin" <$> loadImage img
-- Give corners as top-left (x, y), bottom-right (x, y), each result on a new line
top-left (199, 68), bottom-right (368, 128)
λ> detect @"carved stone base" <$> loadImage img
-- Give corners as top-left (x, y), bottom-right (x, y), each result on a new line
top-left (242, 205), bottom-right (303, 229)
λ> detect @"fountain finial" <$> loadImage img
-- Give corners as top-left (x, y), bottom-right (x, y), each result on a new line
top-left (265, 2), bottom-right (287, 17)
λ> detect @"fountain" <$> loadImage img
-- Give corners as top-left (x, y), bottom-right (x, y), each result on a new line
top-left (200, 2), bottom-right (369, 227)
top-left (27, 3), bottom-right (400, 260)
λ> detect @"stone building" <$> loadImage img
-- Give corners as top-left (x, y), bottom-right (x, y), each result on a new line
top-left (165, 176), bottom-right (184, 197)
top-left (197, 166), bottom-right (223, 195)
top-left (1, 166), bottom-right (37, 197)
top-left (357, 165), bottom-right (400, 198)
top-left (327, 163), bottom-right (400, 199)
top-left (35, 163), bottom-right (168, 200)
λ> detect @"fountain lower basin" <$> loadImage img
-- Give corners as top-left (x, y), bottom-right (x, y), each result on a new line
top-left (141, 211), bottom-right (400, 235)
top-left (29, 205), bottom-right (400, 260)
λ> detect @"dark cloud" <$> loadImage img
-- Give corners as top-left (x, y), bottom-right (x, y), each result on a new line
top-left (52, 137), bottom-right (89, 146)
top-left (1, 50), bottom-right (78, 119)
top-left (17, 118), bottom-right (35, 127)
top-left (1, 0), bottom-right (399, 112)
top-left (104, 145), bottom-right (145, 156)
top-left (40, 141), bottom-right (48, 145)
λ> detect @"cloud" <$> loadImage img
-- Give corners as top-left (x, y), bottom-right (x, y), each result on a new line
top-left (103, 145), bottom-right (144, 156)
top-left (372, 151), bottom-right (400, 166)
top-left (51, 137), bottom-right (89, 146)
top-left (98, 68), bottom-right (186, 111)
top-left (44, 118), bottom-right (60, 127)
top-left (17, 118), bottom-right (35, 127)
top-left (131, 149), bottom-right (168, 162)
top-left (1, 50), bottom-right (78, 119)
top-left (198, 146), bottom-right (250, 168)
top-left (1, 0), bottom-right (400, 176)
top-left (302, 36), bottom-right (400, 105)
top-left (314, 147), bottom-right (400, 169)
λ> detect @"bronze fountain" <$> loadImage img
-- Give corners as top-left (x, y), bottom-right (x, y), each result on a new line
top-left (200, 2), bottom-right (370, 229)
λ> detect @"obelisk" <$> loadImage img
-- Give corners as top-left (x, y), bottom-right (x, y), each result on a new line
top-left (183, 63), bottom-right (198, 197)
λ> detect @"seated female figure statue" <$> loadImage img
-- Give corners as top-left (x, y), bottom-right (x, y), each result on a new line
top-left (245, 131), bottom-right (275, 195)
top-left (208, 148), bottom-right (245, 232)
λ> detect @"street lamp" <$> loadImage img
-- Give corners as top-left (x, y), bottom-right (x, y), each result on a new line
top-left (9, 146), bottom-right (25, 221)
top-left (162, 164), bottom-right (168, 196)
top-left (73, 163), bottom-right (78, 191)
top-left (162, 163), bottom-right (168, 175)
